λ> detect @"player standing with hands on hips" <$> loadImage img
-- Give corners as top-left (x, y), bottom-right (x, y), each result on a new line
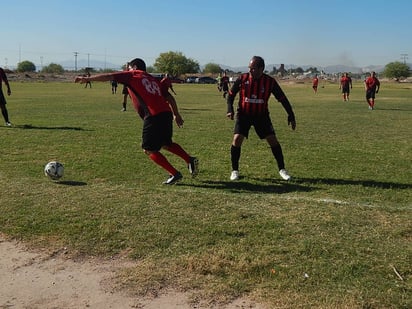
top-left (0, 67), bottom-right (12, 126)
top-left (226, 56), bottom-right (296, 181)
top-left (75, 58), bottom-right (198, 185)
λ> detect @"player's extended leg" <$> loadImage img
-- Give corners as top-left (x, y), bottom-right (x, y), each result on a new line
top-left (230, 134), bottom-right (245, 180)
top-left (163, 142), bottom-right (198, 177)
top-left (145, 150), bottom-right (182, 185)
top-left (0, 104), bottom-right (10, 124)
top-left (266, 135), bottom-right (291, 181)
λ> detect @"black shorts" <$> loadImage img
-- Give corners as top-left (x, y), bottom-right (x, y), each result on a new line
top-left (234, 112), bottom-right (275, 139)
top-left (122, 86), bottom-right (128, 95)
top-left (142, 112), bottom-right (173, 151)
top-left (341, 86), bottom-right (350, 93)
top-left (0, 90), bottom-right (6, 106)
top-left (366, 89), bottom-right (376, 100)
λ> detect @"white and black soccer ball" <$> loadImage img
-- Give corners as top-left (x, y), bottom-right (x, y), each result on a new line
top-left (44, 161), bottom-right (64, 180)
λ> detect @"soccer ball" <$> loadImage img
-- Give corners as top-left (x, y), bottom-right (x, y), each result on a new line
top-left (44, 161), bottom-right (64, 180)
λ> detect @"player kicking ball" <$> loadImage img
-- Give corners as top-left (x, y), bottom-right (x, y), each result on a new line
top-left (75, 58), bottom-right (198, 185)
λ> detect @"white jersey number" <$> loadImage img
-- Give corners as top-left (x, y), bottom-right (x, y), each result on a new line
top-left (142, 78), bottom-right (161, 96)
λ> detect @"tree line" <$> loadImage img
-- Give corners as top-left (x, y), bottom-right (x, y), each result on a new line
top-left (13, 52), bottom-right (411, 79)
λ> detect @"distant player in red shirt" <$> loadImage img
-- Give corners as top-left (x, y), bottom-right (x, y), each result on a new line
top-left (0, 67), bottom-right (12, 126)
top-left (364, 71), bottom-right (380, 110)
top-left (312, 75), bottom-right (319, 93)
top-left (339, 72), bottom-right (352, 101)
top-left (161, 73), bottom-right (176, 95)
top-left (227, 56), bottom-right (296, 181)
top-left (75, 58), bottom-right (198, 185)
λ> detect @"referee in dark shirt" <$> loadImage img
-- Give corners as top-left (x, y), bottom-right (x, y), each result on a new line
top-left (226, 56), bottom-right (296, 181)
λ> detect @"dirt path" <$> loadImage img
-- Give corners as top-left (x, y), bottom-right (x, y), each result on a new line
top-left (0, 236), bottom-right (265, 309)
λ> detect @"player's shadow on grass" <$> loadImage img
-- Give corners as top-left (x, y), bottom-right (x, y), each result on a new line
top-left (293, 177), bottom-right (412, 190)
top-left (376, 107), bottom-right (412, 112)
top-left (15, 124), bottom-right (88, 131)
top-left (56, 180), bottom-right (87, 186)
top-left (193, 178), bottom-right (315, 194)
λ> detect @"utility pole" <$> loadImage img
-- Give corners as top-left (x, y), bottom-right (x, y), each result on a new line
top-left (400, 53), bottom-right (408, 64)
top-left (74, 52), bottom-right (79, 71)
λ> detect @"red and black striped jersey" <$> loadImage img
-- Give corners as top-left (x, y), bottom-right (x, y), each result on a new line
top-left (228, 73), bottom-right (293, 117)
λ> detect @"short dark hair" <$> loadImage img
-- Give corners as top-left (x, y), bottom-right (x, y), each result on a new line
top-left (251, 56), bottom-right (265, 70)
top-left (129, 58), bottom-right (146, 71)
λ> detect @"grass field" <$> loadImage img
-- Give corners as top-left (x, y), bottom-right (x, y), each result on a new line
top-left (0, 79), bottom-right (411, 308)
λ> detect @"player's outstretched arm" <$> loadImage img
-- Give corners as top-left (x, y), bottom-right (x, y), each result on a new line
top-left (75, 73), bottom-right (115, 84)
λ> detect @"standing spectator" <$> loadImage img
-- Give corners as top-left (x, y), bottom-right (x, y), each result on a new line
top-left (312, 74), bottom-right (319, 93)
top-left (0, 67), bottom-right (12, 126)
top-left (161, 73), bottom-right (176, 95)
top-left (84, 69), bottom-right (92, 88)
top-left (221, 71), bottom-right (231, 99)
top-left (226, 56), bottom-right (296, 181)
top-left (339, 72), bottom-right (352, 101)
top-left (111, 80), bottom-right (118, 94)
top-left (364, 71), bottom-right (380, 110)
top-left (75, 58), bottom-right (198, 185)
top-left (121, 85), bottom-right (129, 111)
top-left (216, 73), bottom-right (222, 92)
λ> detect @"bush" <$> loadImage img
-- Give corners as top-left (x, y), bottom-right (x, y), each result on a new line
top-left (41, 63), bottom-right (65, 74)
top-left (17, 60), bottom-right (36, 72)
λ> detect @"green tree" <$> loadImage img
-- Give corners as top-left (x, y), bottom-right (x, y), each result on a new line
top-left (154, 51), bottom-right (200, 76)
top-left (383, 61), bottom-right (410, 79)
top-left (41, 63), bottom-right (64, 74)
top-left (17, 60), bottom-right (36, 72)
top-left (203, 63), bottom-right (221, 74)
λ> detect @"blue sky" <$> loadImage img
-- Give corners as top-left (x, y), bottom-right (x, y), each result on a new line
top-left (1, 0), bottom-right (411, 70)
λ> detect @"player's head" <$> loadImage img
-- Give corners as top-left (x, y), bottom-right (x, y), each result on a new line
top-left (249, 56), bottom-right (265, 80)
top-left (128, 58), bottom-right (146, 71)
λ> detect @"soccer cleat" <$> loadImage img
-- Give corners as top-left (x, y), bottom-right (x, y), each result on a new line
top-left (188, 157), bottom-right (199, 177)
top-left (230, 170), bottom-right (239, 181)
top-left (279, 169), bottom-right (291, 181)
top-left (5, 122), bottom-right (11, 127)
top-left (163, 172), bottom-right (183, 185)
top-left (121, 108), bottom-right (126, 112)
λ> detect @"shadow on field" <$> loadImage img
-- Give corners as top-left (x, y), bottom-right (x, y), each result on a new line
top-left (193, 179), bottom-right (315, 194)
top-left (56, 180), bottom-right (87, 186)
top-left (293, 177), bottom-right (412, 190)
top-left (376, 107), bottom-right (412, 112)
top-left (14, 124), bottom-right (88, 131)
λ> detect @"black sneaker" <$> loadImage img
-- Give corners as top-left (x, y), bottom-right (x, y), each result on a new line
top-left (188, 157), bottom-right (199, 177)
top-left (163, 172), bottom-right (183, 185)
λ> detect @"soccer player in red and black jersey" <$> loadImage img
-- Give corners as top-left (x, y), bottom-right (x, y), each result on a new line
top-left (161, 73), bottom-right (176, 95)
top-left (226, 56), bottom-right (296, 181)
top-left (220, 71), bottom-right (231, 99)
top-left (312, 75), bottom-right (319, 93)
top-left (75, 58), bottom-right (198, 185)
top-left (339, 72), bottom-right (352, 101)
top-left (364, 71), bottom-right (380, 110)
top-left (0, 67), bottom-right (12, 126)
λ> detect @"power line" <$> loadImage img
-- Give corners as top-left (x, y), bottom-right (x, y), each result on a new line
top-left (400, 53), bottom-right (408, 64)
